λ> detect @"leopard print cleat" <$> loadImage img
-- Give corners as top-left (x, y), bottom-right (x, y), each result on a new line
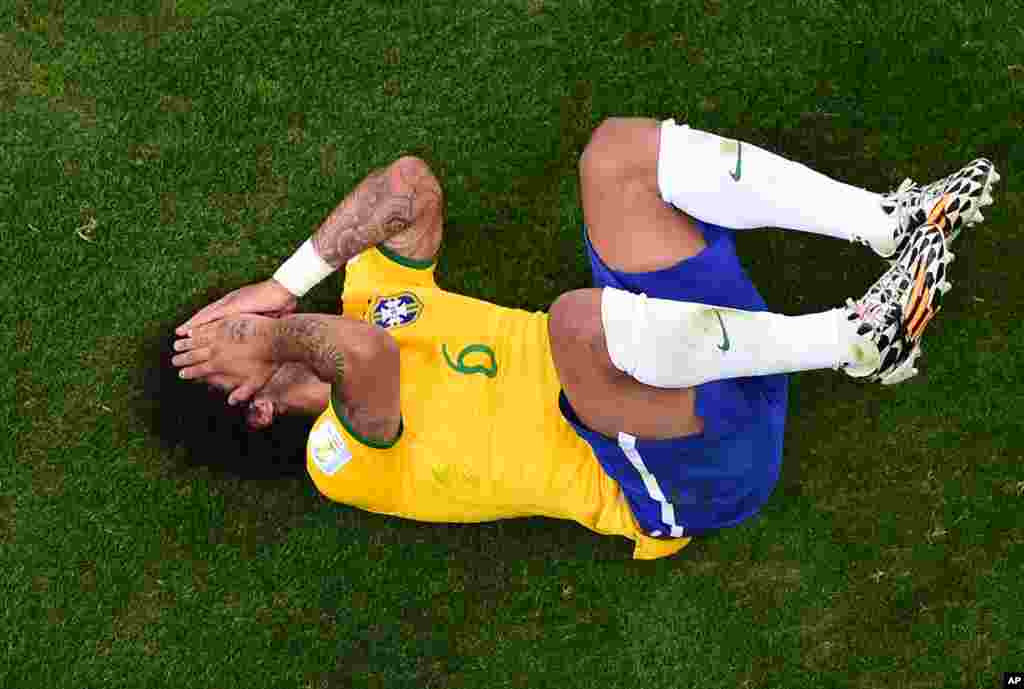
top-left (860, 158), bottom-right (1000, 260)
top-left (842, 223), bottom-right (954, 385)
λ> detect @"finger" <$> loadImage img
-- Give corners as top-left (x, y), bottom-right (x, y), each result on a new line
top-left (228, 383), bottom-right (258, 406)
top-left (205, 374), bottom-right (237, 392)
top-left (178, 362), bottom-right (214, 380)
top-left (177, 308), bottom-right (213, 336)
top-left (171, 346), bottom-right (213, 368)
top-left (174, 329), bottom-right (213, 350)
top-left (188, 319), bottom-right (221, 343)
top-left (207, 373), bottom-right (234, 388)
top-left (176, 298), bottom-right (229, 335)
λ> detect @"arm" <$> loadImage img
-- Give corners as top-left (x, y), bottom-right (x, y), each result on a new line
top-left (308, 164), bottom-right (416, 270)
top-left (269, 314), bottom-right (402, 442)
top-left (275, 156), bottom-right (441, 292)
top-left (174, 312), bottom-right (399, 441)
top-left (177, 157), bottom-right (441, 337)
top-left (253, 362), bottom-right (331, 417)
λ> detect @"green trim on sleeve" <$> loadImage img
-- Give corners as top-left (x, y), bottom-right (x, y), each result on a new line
top-left (329, 392), bottom-right (404, 449)
top-left (376, 242), bottom-right (436, 270)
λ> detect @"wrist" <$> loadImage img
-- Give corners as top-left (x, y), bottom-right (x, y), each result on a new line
top-left (262, 363), bottom-right (330, 417)
top-left (268, 277), bottom-right (297, 299)
top-left (272, 238), bottom-right (335, 298)
top-left (284, 376), bottom-right (331, 417)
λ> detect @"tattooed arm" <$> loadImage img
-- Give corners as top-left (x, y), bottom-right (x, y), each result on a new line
top-left (176, 157), bottom-right (442, 337)
top-left (175, 311), bottom-right (399, 440)
top-left (308, 156), bottom-right (442, 270)
top-left (251, 362), bottom-right (330, 416)
top-left (269, 314), bottom-right (402, 442)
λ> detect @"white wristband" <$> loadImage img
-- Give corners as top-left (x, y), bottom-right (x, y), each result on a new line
top-left (272, 238), bottom-right (335, 298)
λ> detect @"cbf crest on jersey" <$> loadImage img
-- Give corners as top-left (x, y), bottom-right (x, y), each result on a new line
top-left (371, 292), bottom-right (424, 329)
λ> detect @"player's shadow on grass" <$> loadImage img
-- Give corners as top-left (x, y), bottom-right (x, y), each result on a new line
top-left (131, 280), bottom-right (341, 481)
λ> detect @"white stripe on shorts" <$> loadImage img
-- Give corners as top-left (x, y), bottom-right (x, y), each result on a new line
top-left (618, 432), bottom-right (685, 538)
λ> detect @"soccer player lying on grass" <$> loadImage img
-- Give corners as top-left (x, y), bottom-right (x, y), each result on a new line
top-left (170, 118), bottom-right (999, 559)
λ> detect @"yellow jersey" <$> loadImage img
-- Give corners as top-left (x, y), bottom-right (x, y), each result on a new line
top-left (305, 243), bottom-right (690, 560)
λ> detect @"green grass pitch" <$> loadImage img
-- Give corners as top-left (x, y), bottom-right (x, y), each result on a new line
top-left (2, 0), bottom-right (1022, 687)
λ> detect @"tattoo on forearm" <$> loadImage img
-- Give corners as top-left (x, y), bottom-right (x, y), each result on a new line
top-left (264, 361), bottom-right (318, 395)
top-left (271, 316), bottom-right (346, 386)
top-left (266, 362), bottom-right (317, 390)
top-left (312, 167), bottom-right (420, 268)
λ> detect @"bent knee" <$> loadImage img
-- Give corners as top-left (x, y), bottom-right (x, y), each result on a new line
top-left (580, 117), bottom-right (661, 182)
top-left (548, 288), bottom-right (605, 347)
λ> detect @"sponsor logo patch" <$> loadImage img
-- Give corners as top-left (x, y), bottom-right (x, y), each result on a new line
top-left (309, 418), bottom-right (352, 476)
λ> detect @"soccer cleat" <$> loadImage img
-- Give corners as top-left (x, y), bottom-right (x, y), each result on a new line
top-left (867, 158), bottom-right (1000, 259)
top-left (841, 223), bottom-right (954, 385)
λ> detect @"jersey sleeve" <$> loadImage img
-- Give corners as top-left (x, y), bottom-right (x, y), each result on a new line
top-left (306, 398), bottom-right (406, 516)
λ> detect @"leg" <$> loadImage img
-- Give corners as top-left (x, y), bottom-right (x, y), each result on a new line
top-left (557, 118), bottom-right (709, 439)
top-left (548, 288), bottom-right (704, 441)
top-left (554, 229), bottom-right (961, 393)
top-left (568, 117), bottom-right (1000, 396)
top-left (579, 118), bottom-right (706, 273)
top-left (557, 118), bottom-right (865, 436)
top-left (654, 117), bottom-right (997, 258)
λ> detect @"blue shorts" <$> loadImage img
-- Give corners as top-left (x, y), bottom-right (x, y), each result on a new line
top-left (558, 220), bottom-right (789, 538)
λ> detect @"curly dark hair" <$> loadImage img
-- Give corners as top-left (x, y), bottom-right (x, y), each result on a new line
top-left (131, 282), bottom-right (339, 480)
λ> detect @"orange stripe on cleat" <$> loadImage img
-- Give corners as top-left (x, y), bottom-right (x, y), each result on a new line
top-left (927, 195), bottom-right (952, 236)
top-left (910, 305), bottom-right (939, 341)
top-left (908, 300), bottom-right (930, 338)
top-left (907, 261), bottom-right (937, 338)
top-left (906, 261), bottom-right (929, 321)
top-left (907, 271), bottom-right (941, 339)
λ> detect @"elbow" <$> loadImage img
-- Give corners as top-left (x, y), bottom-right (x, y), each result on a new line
top-left (358, 325), bottom-right (398, 368)
top-left (340, 323), bottom-right (399, 396)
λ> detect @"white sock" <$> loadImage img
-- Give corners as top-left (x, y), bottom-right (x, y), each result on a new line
top-left (600, 287), bottom-right (879, 389)
top-left (656, 119), bottom-right (899, 255)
